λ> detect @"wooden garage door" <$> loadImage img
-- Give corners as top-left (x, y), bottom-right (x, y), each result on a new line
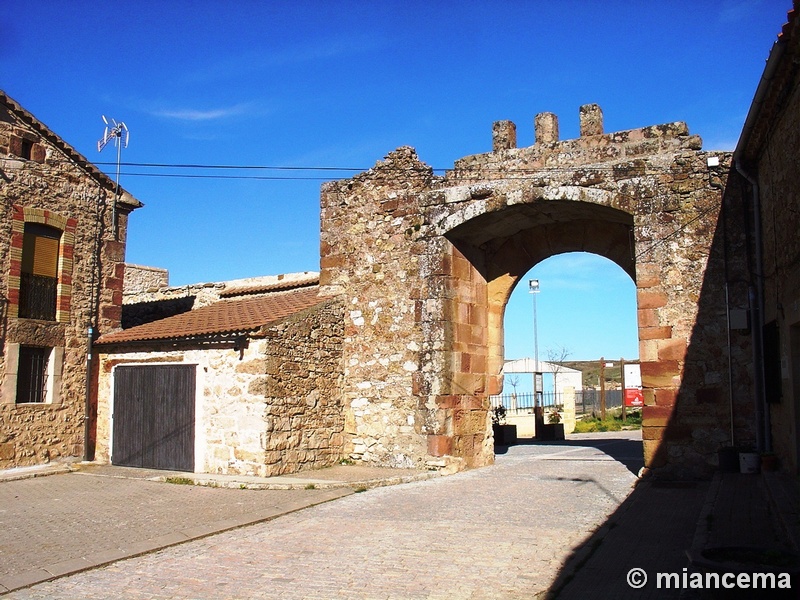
top-left (112, 364), bottom-right (196, 471)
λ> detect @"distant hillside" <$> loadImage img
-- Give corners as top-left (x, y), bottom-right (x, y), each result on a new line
top-left (561, 360), bottom-right (637, 388)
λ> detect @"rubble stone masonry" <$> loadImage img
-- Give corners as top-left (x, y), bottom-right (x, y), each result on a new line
top-left (321, 104), bottom-right (754, 477)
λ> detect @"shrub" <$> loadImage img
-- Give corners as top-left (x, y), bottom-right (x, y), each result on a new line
top-left (492, 405), bottom-right (507, 425)
top-left (573, 418), bottom-right (623, 433)
top-left (164, 476), bottom-right (194, 485)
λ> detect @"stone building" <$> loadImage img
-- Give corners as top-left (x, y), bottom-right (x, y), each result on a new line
top-left (0, 90), bottom-right (141, 469)
top-left (728, 1), bottom-right (800, 474)
top-left (95, 272), bottom-right (346, 476)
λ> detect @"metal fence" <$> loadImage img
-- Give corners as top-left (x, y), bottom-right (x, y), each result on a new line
top-left (575, 389), bottom-right (623, 415)
top-left (489, 391), bottom-right (559, 414)
top-left (490, 389), bottom-right (624, 416)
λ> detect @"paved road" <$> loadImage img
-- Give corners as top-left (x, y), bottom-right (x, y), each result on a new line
top-left (0, 474), bottom-right (350, 592)
top-left (5, 432), bottom-right (643, 599)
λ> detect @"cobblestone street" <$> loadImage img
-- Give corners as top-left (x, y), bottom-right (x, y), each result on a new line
top-left (3, 432), bottom-right (643, 599)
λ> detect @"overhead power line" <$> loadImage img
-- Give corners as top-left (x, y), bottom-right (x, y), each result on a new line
top-left (85, 159), bottom-right (690, 182)
top-left (123, 172), bottom-right (338, 181)
top-left (82, 159), bottom-right (723, 258)
top-left (93, 161), bottom-right (367, 172)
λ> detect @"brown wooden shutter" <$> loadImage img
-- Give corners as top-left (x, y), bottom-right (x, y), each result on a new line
top-left (22, 225), bottom-right (60, 277)
top-left (32, 236), bottom-right (59, 277)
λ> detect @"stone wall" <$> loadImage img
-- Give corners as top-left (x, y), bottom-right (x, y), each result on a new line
top-left (96, 297), bottom-right (345, 476)
top-left (320, 104), bottom-right (754, 477)
top-left (122, 271), bottom-right (318, 306)
top-left (320, 147), bottom-right (437, 469)
top-left (263, 297), bottom-right (346, 474)
top-left (748, 7), bottom-right (800, 473)
top-left (123, 264), bottom-right (168, 294)
top-left (0, 96), bottom-right (137, 469)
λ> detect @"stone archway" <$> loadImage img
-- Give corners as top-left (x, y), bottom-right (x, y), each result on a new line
top-left (446, 199), bottom-right (636, 401)
top-left (320, 104), bottom-right (747, 477)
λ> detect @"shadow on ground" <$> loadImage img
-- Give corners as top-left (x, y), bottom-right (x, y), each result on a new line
top-left (540, 475), bottom-right (709, 599)
top-left (495, 433), bottom-right (645, 476)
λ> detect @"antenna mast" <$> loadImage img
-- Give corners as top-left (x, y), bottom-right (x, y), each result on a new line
top-left (97, 115), bottom-right (129, 239)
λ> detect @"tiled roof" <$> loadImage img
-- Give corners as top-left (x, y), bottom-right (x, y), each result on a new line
top-left (97, 286), bottom-right (323, 344)
top-left (219, 274), bottom-right (320, 297)
top-left (736, 1), bottom-right (799, 161)
top-left (780, 2), bottom-right (798, 40)
top-left (0, 90), bottom-right (142, 209)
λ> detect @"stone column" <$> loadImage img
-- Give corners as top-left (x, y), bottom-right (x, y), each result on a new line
top-left (579, 104), bottom-right (604, 137)
top-left (492, 120), bottom-right (517, 152)
top-left (534, 112), bottom-right (559, 144)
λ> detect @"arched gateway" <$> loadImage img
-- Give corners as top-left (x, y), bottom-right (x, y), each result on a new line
top-left (320, 104), bottom-right (748, 478)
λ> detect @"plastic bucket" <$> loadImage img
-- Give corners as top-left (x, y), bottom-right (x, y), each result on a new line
top-left (738, 452), bottom-right (760, 474)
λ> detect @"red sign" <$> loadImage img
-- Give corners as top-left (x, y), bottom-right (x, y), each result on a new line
top-left (625, 388), bottom-right (644, 407)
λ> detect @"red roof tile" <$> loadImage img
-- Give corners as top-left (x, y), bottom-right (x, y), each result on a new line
top-left (219, 274), bottom-right (320, 297)
top-left (97, 286), bottom-right (324, 344)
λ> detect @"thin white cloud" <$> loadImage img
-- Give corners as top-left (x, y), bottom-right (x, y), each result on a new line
top-left (702, 137), bottom-right (739, 152)
top-left (151, 103), bottom-right (253, 121)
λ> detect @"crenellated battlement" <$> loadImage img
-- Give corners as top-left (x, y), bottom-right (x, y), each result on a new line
top-left (454, 104), bottom-right (702, 182)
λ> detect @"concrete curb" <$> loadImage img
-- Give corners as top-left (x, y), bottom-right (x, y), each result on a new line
top-left (688, 471), bottom-right (722, 554)
top-left (0, 463), bottom-right (75, 483)
top-left (175, 470), bottom-right (441, 490)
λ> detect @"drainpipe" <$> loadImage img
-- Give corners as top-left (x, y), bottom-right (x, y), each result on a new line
top-left (736, 162), bottom-right (771, 454)
top-left (83, 187), bottom-right (105, 462)
top-left (83, 325), bottom-right (95, 461)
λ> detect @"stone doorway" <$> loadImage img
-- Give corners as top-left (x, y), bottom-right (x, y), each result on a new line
top-left (495, 252), bottom-right (639, 439)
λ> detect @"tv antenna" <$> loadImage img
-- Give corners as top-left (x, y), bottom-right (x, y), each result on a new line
top-left (97, 116), bottom-right (129, 239)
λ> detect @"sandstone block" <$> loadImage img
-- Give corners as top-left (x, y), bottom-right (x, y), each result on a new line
top-left (0, 442), bottom-right (15, 460)
top-left (427, 434), bottom-right (452, 457)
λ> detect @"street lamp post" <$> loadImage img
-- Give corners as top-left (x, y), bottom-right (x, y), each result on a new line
top-left (529, 279), bottom-right (540, 408)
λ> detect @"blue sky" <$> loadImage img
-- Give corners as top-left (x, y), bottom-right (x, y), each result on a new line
top-left (2, 1), bottom-right (790, 361)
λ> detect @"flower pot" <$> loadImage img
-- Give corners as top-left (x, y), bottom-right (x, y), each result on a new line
top-left (537, 423), bottom-right (565, 441)
top-left (492, 424), bottom-right (517, 445)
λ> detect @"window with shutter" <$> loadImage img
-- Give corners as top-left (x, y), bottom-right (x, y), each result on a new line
top-left (19, 223), bottom-right (61, 321)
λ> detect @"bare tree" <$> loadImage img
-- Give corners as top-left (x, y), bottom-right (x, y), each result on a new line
top-left (508, 374), bottom-right (520, 410)
top-left (546, 345), bottom-right (572, 404)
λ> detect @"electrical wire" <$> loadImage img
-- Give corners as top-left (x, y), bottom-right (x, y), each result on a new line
top-left (634, 203), bottom-right (720, 259)
top-left (46, 155), bottom-right (727, 255)
top-left (93, 161), bottom-right (367, 172)
top-left (83, 159), bottom-right (683, 182)
top-left (120, 172), bottom-right (340, 181)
